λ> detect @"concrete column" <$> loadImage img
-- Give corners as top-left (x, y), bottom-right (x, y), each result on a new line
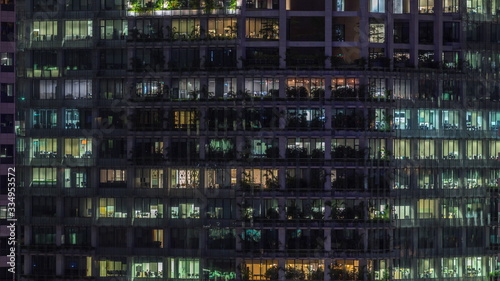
top-left (324, 0), bottom-right (332, 69)
top-left (278, 0), bottom-right (287, 69)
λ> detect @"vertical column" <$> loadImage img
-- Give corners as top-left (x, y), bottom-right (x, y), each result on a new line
top-left (359, 0), bottom-right (369, 60)
top-left (324, 0), bottom-right (332, 69)
top-left (278, 0), bottom-right (287, 69)
top-left (410, 0), bottom-right (419, 68)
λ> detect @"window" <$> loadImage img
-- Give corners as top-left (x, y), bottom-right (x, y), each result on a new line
top-left (443, 0), bottom-right (459, 12)
top-left (466, 111), bottom-right (484, 130)
top-left (207, 199), bottom-right (236, 219)
top-left (241, 169), bottom-right (279, 190)
top-left (32, 226), bottom-right (56, 244)
top-left (171, 78), bottom-right (200, 99)
top-left (170, 110), bottom-right (199, 130)
top-left (442, 110), bottom-right (459, 129)
top-left (167, 258), bottom-right (197, 279)
top-left (100, 49), bottom-right (127, 70)
top-left (98, 110), bottom-right (126, 129)
top-left (64, 198), bottom-right (92, 217)
top-left (369, 0), bottom-right (385, 12)
top-left (169, 48), bottom-right (200, 71)
top-left (99, 139), bottom-right (126, 158)
top-left (64, 226), bottom-right (91, 246)
top-left (135, 80), bottom-right (164, 98)
top-left (208, 77), bottom-right (237, 99)
top-left (171, 19), bottom-right (201, 40)
top-left (394, 139), bottom-right (411, 159)
top-left (206, 48), bottom-right (236, 68)
top-left (64, 109), bottom-right (92, 129)
top-left (288, 17), bottom-right (325, 41)
top-left (99, 169), bottom-right (127, 188)
top-left (169, 199), bottom-right (200, 219)
top-left (467, 0), bottom-right (486, 14)
top-left (207, 18), bottom-right (237, 39)
top-left (418, 140), bottom-right (436, 159)
top-left (171, 229), bottom-right (199, 249)
top-left (98, 198), bottom-right (127, 218)
top-left (134, 228), bottom-right (164, 248)
top-left (207, 138), bottom-right (235, 159)
top-left (135, 168), bottom-right (164, 188)
top-left (100, 169), bottom-right (126, 188)
top-left (98, 258), bottom-right (127, 277)
top-left (32, 255), bottom-right (56, 276)
top-left (0, 52), bottom-right (13, 71)
top-left (169, 139), bottom-right (199, 160)
top-left (393, 0), bottom-right (410, 13)
top-left (0, 114), bottom-right (14, 133)
top-left (34, 80), bottom-right (57, 100)
top-left (394, 22), bottom-right (409, 43)
top-left (100, 79), bottom-right (123, 99)
top-left (1, 22), bottom-right (14, 41)
top-left (65, 256), bottom-right (92, 277)
top-left (369, 23), bottom-right (385, 43)
top-left (418, 109), bottom-right (437, 130)
top-left (419, 0), bottom-right (434, 13)
top-left (169, 169), bottom-right (200, 189)
top-left (286, 78), bottom-right (324, 99)
top-left (32, 196), bottom-right (57, 216)
top-left (419, 22), bottom-right (434, 44)
top-left (286, 108), bottom-right (325, 129)
top-left (101, 0), bottom-right (125, 9)
top-left (417, 199), bottom-right (436, 219)
top-left (443, 140), bottom-right (459, 159)
top-left (64, 50), bottom-right (92, 70)
top-left (98, 227), bottom-right (127, 246)
top-left (31, 167), bottom-right (57, 187)
top-left (64, 20), bottom-right (92, 40)
top-left (1, 83), bottom-right (13, 102)
top-left (66, 0), bottom-right (91, 10)
top-left (443, 22), bottom-right (460, 43)
top-left (241, 259), bottom-right (278, 280)
top-left (32, 109), bottom-right (57, 129)
top-left (246, 18), bottom-right (279, 39)
top-left (204, 168), bottom-right (237, 189)
top-left (99, 20), bottom-right (127, 40)
top-left (286, 138), bottom-right (325, 158)
top-left (330, 260), bottom-right (360, 280)
top-left (244, 78), bottom-right (279, 98)
top-left (134, 198), bottom-right (163, 218)
top-left (64, 138), bottom-right (92, 158)
top-left (249, 138), bottom-right (279, 158)
top-left (64, 168), bottom-right (88, 188)
top-left (31, 138), bottom-right (57, 159)
top-left (32, 21), bottom-right (58, 41)
top-left (393, 80), bottom-right (411, 100)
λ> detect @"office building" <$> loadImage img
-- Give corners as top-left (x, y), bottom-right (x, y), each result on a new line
top-left (0, 0), bottom-right (16, 279)
top-left (16, 0), bottom-right (500, 280)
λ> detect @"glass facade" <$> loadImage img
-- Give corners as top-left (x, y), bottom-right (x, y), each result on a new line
top-left (16, 0), bottom-right (500, 280)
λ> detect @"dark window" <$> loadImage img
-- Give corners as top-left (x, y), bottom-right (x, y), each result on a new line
top-left (467, 23), bottom-right (481, 42)
top-left (32, 197), bottom-right (57, 217)
top-left (288, 17), bottom-right (325, 41)
top-left (98, 227), bottom-right (127, 247)
top-left (65, 256), bottom-right (89, 276)
top-left (64, 227), bottom-right (91, 246)
top-left (419, 22), bottom-right (434, 44)
top-left (0, 145), bottom-right (13, 163)
top-left (1, 22), bottom-right (14, 41)
top-left (65, 0), bottom-right (92, 10)
top-left (33, 51), bottom-right (57, 70)
top-left (394, 22), bottom-right (410, 43)
top-left (32, 255), bottom-right (56, 276)
top-left (99, 139), bottom-right (126, 158)
top-left (33, 0), bottom-right (56, 11)
top-left (206, 48), bottom-right (236, 68)
top-left (0, 114), bottom-right (13, 133)
top-left (32, 226), bottom-right (56, 245)
top-left (1, 83), bottom-right (14, 102)
top-left (64, 50), bottom-right (92, 70)
top-left (100, 49), bottom-right (127, 70)
top-left (170, 228), bottom-right (199, 249)
top-left (443, 22), bottom-right (460, 43)
top-left (169, 49), bottom-right (200, 70)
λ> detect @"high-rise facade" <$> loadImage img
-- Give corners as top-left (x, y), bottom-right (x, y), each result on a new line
top-left (0, 0), bottom-right (16, 279)
top-left (15, 0), bottom-right (500, 280)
